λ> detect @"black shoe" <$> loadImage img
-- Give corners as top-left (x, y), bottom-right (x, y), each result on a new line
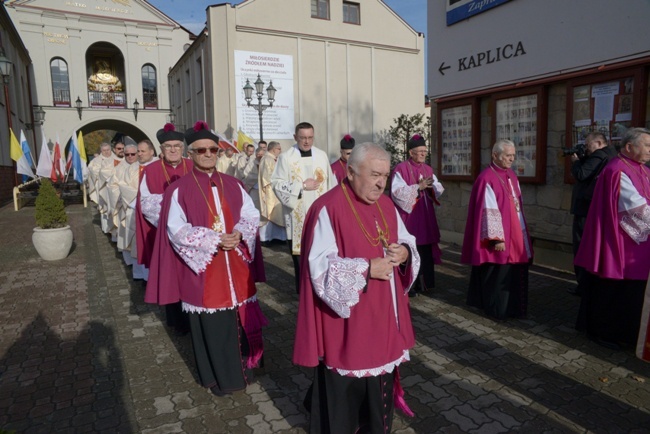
top-left (408, 290), bottom-right (418, 298)
top-left (174, 327), bottom-right (190, 337)
top-left (567, 286), bottom-right (581, 296)
top-left (593, 337), bottom-right (621, 351)
top-left (210, 386), bottom-right (229, 397)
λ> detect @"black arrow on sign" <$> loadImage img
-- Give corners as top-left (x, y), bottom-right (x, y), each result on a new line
top-left (438, 62), bottom-right (451, 75)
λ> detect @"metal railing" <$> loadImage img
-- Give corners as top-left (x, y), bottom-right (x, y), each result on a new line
top-left (143, 91), bottom-right (158, 109)
top-left (88, 91), bottom-right (126, 108)
top-left (53, 89), bottom-right (71, 107)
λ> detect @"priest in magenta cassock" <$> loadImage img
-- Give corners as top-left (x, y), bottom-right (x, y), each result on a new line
top-left (145, 121), bottom-right (267, 396)
top-left (294, 143), bottom-right (419, 433)
top-left (461, 139), bottom-right (533, 321)
top-left (330, 134), bottom-right (355, 184)
top-left (575, 127), bottom-right (650, 352)
top-left (138, 123), bottom-right (193, 335)
top-left (391, 134), bottom-right (444, 296)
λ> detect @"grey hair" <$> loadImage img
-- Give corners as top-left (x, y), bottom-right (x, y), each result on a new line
top-left (347, 142), bottom-right (390, 173)
top-left (492, 139), bottom-right (515, 155)
top-left (124, 144), bottom-right (137, 152)
top-left (267, 141), bottom-right (281, 151)
top-left (100, 142), bottom-right (111, 150)
top-left (622, 127), bottom-right (650, 148)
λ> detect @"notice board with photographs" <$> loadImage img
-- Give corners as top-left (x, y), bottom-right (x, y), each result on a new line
top-left (437, 98), bottom-right (480, 181)
top-left (492, 87), bottom-right (547, 183)
top-left (564, 67), bottom-right (646, 183)
top-left (571, 77), bottom-right (635, 148)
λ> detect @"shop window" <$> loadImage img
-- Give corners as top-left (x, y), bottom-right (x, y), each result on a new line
top-left (311, 0), bottom-right (329, 20)
top-left (492, 86), bottom-right (547, 183)
top-left (50, 58), bottom-right (70, 107)
top-left (343, 2), bottom-right (360, 24)
top-left (564, 67), bottom-right (646, 183)
top-left (141, 64), bottom-right (157, 109)
top-left (438, 98), bottom-right (479, 181)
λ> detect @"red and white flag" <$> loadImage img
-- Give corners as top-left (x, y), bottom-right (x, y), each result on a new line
top-left (51, 134), bottom-right (66, 182)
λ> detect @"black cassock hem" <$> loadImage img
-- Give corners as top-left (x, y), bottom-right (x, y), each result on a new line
top-left (306, 363), bottom-right (395, 434)
top-left (188, 309), bottom-right (252, 392)
top-left (467, 263), bottom-right (528, 320)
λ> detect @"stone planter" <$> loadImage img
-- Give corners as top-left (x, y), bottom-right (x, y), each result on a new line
top-left (32, 225), bottom-right (73, 261)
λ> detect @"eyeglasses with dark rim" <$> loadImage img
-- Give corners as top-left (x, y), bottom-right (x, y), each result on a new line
top-left (190, 147), bottom-right (220, 155)
top-left (124, 153), bottom-right (137, 156)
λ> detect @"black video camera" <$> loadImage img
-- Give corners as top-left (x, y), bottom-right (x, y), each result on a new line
top-left (562, 143), bottom-right (586, 159)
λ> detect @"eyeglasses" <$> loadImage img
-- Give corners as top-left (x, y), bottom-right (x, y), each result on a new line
top-left (124, 152), bottom-right (137, 156)
top-left (115, 147), bottom-right (125, 151)
top-left (190, 147), bottom-right (219, 154)
top-left (163, 144), bottom-right (184, 149)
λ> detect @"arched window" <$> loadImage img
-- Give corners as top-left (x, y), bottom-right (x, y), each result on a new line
top-left (142, 64), bottom-right (157, 109)
top-left (50, 58), bottom-right (70, 107)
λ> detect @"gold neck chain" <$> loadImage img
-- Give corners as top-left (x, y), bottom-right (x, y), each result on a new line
top-left (341, 182), bottom-right (390, 248)
top-left (489, 164), bottom-right (520, 212)
top-left (161, 158), bottom-right (187, 185)
top-left (191, 170), bottom-right (225, 232)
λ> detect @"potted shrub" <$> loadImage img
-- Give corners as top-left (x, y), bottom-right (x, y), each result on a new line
top-left (32, 179), bottom-right (73, 261)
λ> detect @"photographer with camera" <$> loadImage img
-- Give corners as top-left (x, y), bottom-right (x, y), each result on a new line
top-left (569, 132), bottom-right (617, 295)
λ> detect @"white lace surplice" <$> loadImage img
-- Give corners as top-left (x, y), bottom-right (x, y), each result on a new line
top-left (618, 172), bottom-right (650, 244)
top-left (391, 171), bottom-right (445, 215)
top-left (391, 172), bottom-right (419, 214)
top-left (481, 184), bottom-right (505, 241)
top-left (308, 206), bottom-right (420, 377)
top-left (139, 173), bottom-right (163, 228)
top-left (482, 181), bottom-right (531, 259)
top-left (167, 183), bottom-right (260, 313)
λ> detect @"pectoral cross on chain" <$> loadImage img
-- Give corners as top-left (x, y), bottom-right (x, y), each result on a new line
top-left (376, 221), bottom-right (389, 249)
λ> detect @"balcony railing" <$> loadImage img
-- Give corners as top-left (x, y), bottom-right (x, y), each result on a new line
top-left (53, 89), bottom-right (71, 107)
top-left (143, 91), bottom-right (158, 109)
top-left (88, 91), bottom-right (126, 108)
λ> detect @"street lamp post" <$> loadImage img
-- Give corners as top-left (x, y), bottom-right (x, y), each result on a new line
top-left (75, 96), bottom-right (83, 120)
top-left (0, 46), bottom-right (17, 185)
top-left (132, 99), bottom-right (140, 121)
top-left (0, 47), bottom-right (13, 131)
top-left (243, 74), bottom-right (276, 142)
top-left (26, 106), bottom-right (46, 130)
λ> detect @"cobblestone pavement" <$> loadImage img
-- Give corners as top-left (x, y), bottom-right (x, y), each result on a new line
top-left (0, 203), bottom-right (649, 433)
